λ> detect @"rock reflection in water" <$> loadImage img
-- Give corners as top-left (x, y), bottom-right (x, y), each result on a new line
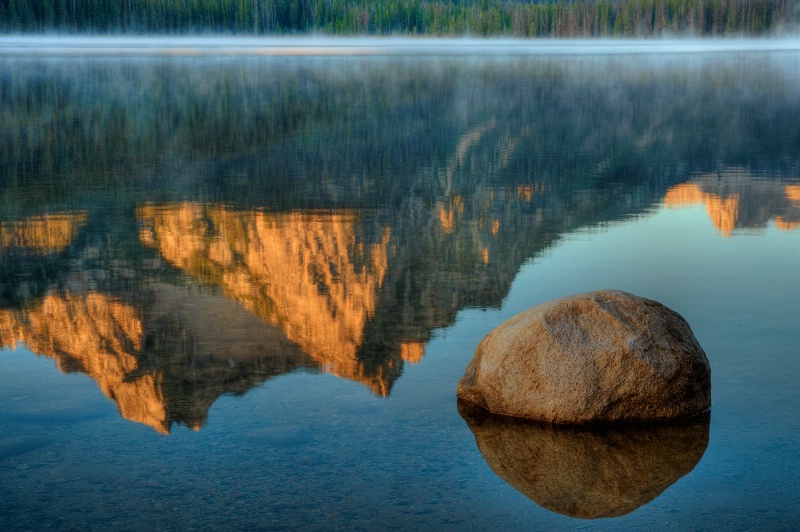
top-left (664, 168), bottom-right (800, 236)
top-left (137, 203), bottom-right (398, 396)
top-left (0, 211), bottom-right (87, 254)
top-left (458, 401), bottom-right (710, 519)
top-left (0, 286), bottom-right (313, 434)
top-left (2, 54), bottom-right (799, 437)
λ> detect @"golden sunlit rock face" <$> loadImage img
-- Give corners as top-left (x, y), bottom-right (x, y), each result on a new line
top-left (786, 185), bottom-right (800, 205)
top-left (0, 286), bottom-right (313, 434)
top-left (399, 341), bottom-right (425, 364)
top-left (664, 170), bottom-right (800, 236)
top-left (137, 203), bottom-right (396, 395)
top-left (774, 217), bottom-right (800, 232)
top-left (0, 212), bottom-right (87, 254)
top-left (438, 197), bottom-right (462, 234)
top-left (664, 183), bottom-right (739, 236)
top-left (0, 292), bottom-right (171, 432)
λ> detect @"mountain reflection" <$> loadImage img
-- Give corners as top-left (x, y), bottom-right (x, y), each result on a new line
top-left (664, 169), bottom-right (800, 236)
top-left (137, 204), bottom-right (396, 396)
top-left (1, 287), bottom-right (313, 433)
top-left (0, 212), bottom-right (87, 254)
top-left (2, 54), bottom-right (800, 433)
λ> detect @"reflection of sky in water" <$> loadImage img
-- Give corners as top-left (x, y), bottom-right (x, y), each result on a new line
top-left (2, 198), bottom-right (799, 529)
top-left (1, 45), bottom-right (799, 528)
top-left (466, 202), bottom-right (800, 527)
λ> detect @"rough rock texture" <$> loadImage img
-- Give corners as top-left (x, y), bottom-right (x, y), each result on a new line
top-left (458, 401), bottom-right (710, 519)
top-left (457, 290), bottom-right (711, 423)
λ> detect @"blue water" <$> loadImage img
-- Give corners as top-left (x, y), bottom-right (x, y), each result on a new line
top-left (1, 39), bottom-right (799, 530)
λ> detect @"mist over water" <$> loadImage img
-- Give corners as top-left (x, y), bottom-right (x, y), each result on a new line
top-left (1, 40), bottom-right (800, 530)
top-left (3, 35), bottom-right (800, 56)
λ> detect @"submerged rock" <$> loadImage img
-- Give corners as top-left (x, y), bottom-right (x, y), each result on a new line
top-left (457, 290), bottom-right (711, 424)
top-left (459, 401), bottom-right (710, 519)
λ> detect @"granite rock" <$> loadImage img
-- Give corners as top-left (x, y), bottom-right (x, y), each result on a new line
top-left (457, 290), bottom-right (711, 423)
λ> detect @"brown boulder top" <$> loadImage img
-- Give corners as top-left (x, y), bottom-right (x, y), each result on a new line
top-left (457, 290), bottom-right (711, 424)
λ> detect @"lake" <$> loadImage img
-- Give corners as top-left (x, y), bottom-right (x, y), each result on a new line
top-left (1, 38), bottom-right (799, 530)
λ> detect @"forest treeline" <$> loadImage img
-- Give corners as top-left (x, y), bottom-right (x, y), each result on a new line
top-left (1, 0), bottom-right (797, 37)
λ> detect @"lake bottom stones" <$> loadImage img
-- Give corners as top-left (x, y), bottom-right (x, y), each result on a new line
top-left (457, 290), bottom-right (711, 424)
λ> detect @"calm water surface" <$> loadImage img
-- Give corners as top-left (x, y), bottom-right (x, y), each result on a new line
top-left (1, 39), bottom-right (800, 530)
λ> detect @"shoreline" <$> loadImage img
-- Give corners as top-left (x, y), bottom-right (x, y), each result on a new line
top-left (2, 35), bottom-right (800, 57)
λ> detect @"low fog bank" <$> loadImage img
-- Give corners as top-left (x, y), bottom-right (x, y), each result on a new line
top-left (2, 36), bottom-right (800, 57)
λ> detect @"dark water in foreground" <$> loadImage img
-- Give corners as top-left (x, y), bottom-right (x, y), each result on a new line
top-left (1, 39), bottom-right (800, 530)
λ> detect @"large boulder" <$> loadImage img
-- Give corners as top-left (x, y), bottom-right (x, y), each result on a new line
top-left (457, 290), bottom-right (711, 424)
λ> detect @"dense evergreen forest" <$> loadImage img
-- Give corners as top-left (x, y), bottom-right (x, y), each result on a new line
top-left (0, 0), bottom-right (796, 37)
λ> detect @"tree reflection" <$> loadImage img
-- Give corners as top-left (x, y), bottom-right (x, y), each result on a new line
top-left (1, 54), bottom-right (798, 432)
